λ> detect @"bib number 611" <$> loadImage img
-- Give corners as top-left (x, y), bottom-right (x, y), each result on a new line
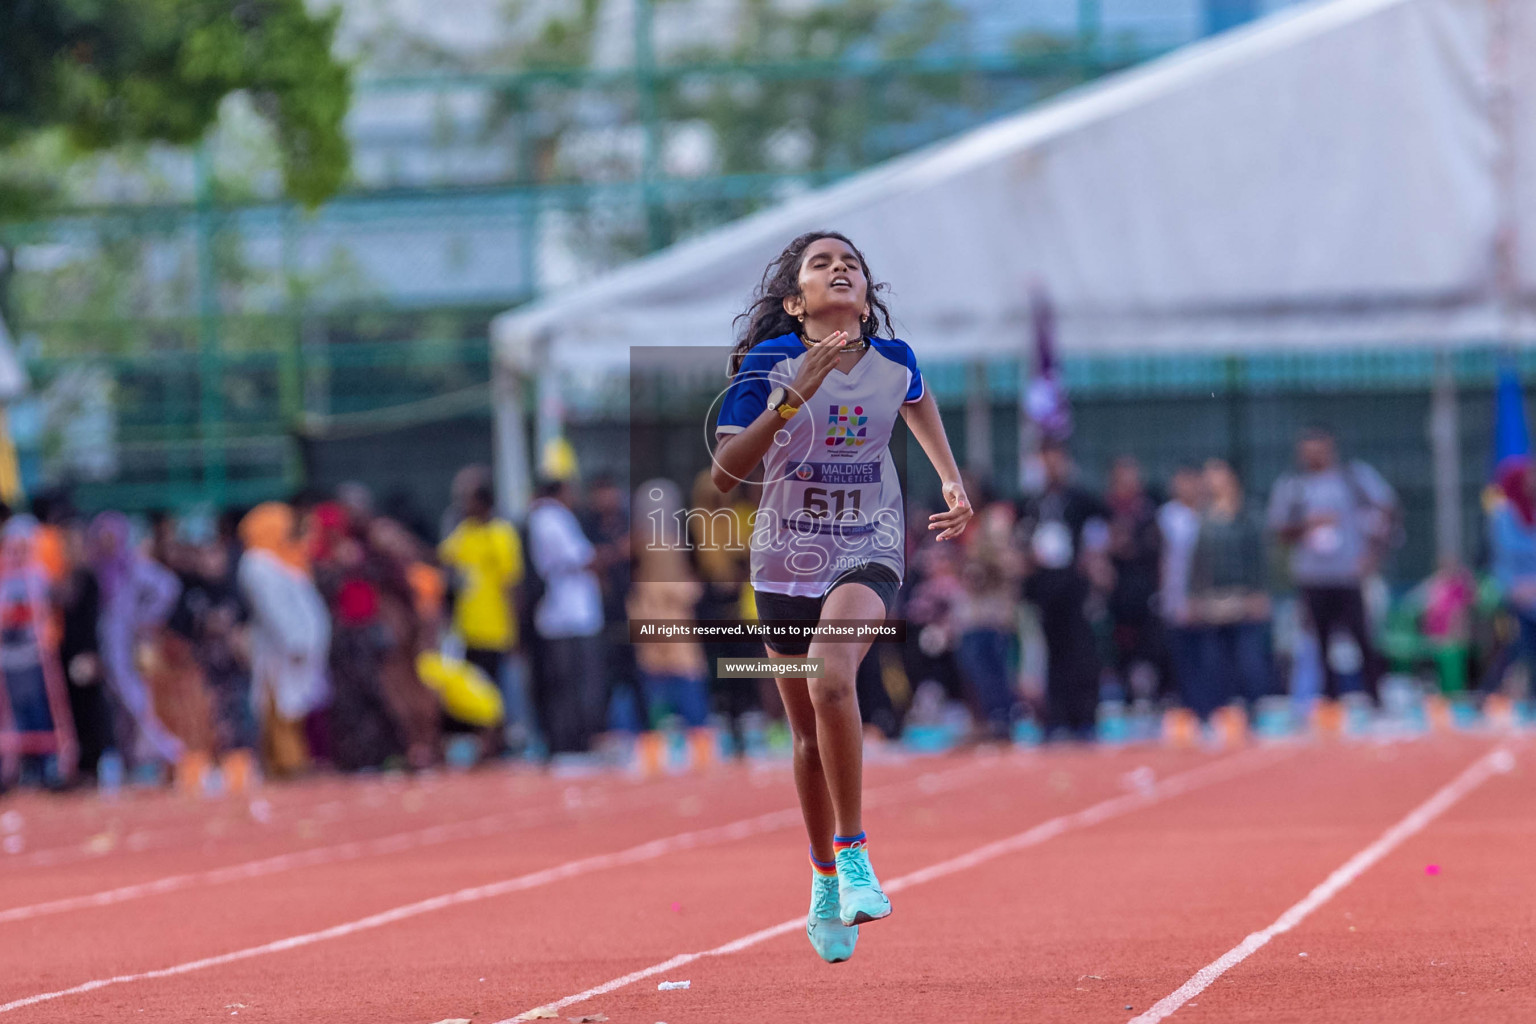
top-left (803, 487), bottom-right (862, 517)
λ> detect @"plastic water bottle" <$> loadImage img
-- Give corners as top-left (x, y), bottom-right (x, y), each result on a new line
top-left (445, 735), bottom-right (480, 771)
top-left (661, 716), bottom-right (688, 774)
top-left (707, 714), bottom-right (735, 760)
top-left (1450, 695), bottom-right (1479, 730)
top-left (97, 750), bottom-right (125, 798)
top-left (1096, 700), bottom-right (1129, 744)
top-left (1128, 699), bottom-right (1160, 742)
top-left (1380, 674), bottom-right (1417, 722)
top-left (1341, 694), bottom-right (1373, 736)
top-left (1519, 699), bottom-right (1536, 729)
top-left (739, 710), bottom-right (768, 759)
top-left (1254, 696), bottom-right (1291, 739)
top-left (1010, 717), bottom-right (1042, 747)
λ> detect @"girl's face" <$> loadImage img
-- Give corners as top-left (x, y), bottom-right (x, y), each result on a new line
top-left (786, 237), bottom-right (868, 323)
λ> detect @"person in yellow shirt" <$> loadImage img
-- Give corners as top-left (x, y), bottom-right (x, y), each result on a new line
top-left (439, 482), bottom-right (524, 687)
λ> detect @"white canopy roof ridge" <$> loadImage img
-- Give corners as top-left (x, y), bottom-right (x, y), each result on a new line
top-left (493, 0), bottom-right (1534, 377)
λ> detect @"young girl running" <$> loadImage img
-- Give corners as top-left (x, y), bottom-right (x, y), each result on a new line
top-left (712, 232), bottom-right (971, 963)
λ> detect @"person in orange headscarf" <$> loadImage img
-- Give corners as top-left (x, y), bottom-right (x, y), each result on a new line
top-left (237, 503), bottom-right (330, 778)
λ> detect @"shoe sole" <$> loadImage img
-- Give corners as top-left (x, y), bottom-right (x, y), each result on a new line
top-left (808, 924), bottom-right (856, 964)
top-left (843, 906), bottom-right (892, 926)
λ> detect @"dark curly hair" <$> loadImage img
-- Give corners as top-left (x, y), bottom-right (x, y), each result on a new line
top-left (728, 231), bottom-right (896, 376)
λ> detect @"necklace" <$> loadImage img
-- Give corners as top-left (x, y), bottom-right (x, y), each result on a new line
top-left (800, 332), bottom-right (869, 351)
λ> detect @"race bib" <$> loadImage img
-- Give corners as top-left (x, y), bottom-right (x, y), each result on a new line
top-left (785, 461), bottom-right (879, 535)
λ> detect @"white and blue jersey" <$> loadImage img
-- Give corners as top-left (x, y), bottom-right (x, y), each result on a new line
top-left (715, 333), bottom-right (924, 597)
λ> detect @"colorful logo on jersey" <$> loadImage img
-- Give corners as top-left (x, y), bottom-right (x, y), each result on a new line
top-left (825, 404), bottom-right (867, 447)
top-left (794, 463), bottom-right (815, 481)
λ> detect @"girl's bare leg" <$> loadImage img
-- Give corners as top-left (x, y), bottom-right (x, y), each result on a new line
top-left (804, 582), bottom-right (885, 838)
top-left (774, 663), bottom-right (837, 863)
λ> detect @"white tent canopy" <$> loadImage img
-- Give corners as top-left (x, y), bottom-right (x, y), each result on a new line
top-left (495, 0), bottom-right (1536, 375)
top-left (490, 0), bottom-right (1536, 512)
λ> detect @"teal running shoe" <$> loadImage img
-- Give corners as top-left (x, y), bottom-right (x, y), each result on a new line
top-left (836, 843), bottom-right (892, 926)
top-left (806, 874), bottom-right (858, 963)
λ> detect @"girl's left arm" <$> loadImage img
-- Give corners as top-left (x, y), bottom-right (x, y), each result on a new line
top-left (900, 390), bottom-right (973, 541)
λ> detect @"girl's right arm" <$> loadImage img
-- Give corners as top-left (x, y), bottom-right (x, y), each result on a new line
top-left (711, 332), bottom-right (847, 492)
top-left (710, 403), bottom-right (784, 493)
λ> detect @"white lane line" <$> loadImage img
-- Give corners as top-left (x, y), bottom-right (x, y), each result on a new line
top-left (0, 775), bottom-right (708, 923)
top-left (0, 759), bottom-right (996, 1014)
top-left (2, 811), bottom-right (518, 924)
top-left (3, 774), bottom-right (636, 871)
top-left (1126, 745), bottom-right (1518, 1024)
top-left (494, 744), bottom-right (1292, 1023)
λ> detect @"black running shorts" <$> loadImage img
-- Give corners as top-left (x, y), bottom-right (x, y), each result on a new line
top-left (752, 562), bottom-right (900, 657)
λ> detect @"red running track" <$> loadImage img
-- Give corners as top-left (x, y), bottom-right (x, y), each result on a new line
top-left (0, 734), bottom-right (1529, 1023)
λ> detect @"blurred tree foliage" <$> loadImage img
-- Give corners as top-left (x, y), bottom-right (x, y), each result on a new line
top-left (0, 0), bottom-right (353, 218)
top-left (0, 0), bottom-right (354, 326)
top-left (664, 0), bottom-right (970, 175)
top-left (479, 0), bottom-right (1078, 266)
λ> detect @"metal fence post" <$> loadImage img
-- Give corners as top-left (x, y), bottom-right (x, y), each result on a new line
top-left (194, 145), bottom-right (227, 507)
top-left (1430, 350), bottom-right (1463, 565)
top-left (1078, 0), bottom-right (1102, 58)
top-left (636, 0), bottom-right (667, 252)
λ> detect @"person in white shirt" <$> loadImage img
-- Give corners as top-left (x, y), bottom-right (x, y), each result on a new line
top-left (526, 479), bottom-right (605, 754)
top-left (1157, 466), bottom-right (1206, 710)
top-left (1266, 426), bottom-right (1397, 707)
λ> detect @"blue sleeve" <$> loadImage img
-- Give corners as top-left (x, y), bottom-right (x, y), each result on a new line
top-left (901, 341), bottom-right (924, 403)
top-left (1490, 509), bottom-right (1520, 593)
top-left (716, 349), bottom-right (779, 434)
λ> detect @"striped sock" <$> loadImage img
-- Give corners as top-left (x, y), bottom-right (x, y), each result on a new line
top-left (809, 847), bottom-right (837, 877)
top-left (833, 831), bottom-right (867, 853)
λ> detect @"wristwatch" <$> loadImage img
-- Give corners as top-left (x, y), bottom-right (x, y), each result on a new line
top-left (765, 386), bottom-right (799, 420)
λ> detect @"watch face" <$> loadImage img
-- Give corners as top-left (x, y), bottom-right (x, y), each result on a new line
top-left (765, 386), bottom-right (785, 412)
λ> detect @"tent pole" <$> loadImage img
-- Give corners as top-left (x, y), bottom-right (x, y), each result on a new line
top-left (493, 357), bottom-right (532, 521)
top-left (1429, 349), bottom-right (1462, 566)
top-left (535, 364), bottom-right (565, 475)
top-left (966, 361), bottom-right (992, 481)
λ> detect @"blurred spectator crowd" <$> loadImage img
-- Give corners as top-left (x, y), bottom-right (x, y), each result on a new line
top-left (3, 425), bottom-right (1534, 794)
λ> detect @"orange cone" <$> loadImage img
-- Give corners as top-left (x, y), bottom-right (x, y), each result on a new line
top-left (636, 731), bottom-right (665, 779)
top-left (222, 749), bottom-right (258, 795)
top-left (1311, 699), bottom-right (1344, 737)
top-left (1162, 707), bottom-right (1198, 749)
top-left (687, 728), bottom-right (716, 772)
top-left (176, 751), bottom-right (211, 797)
top-left (1213, 704), bottom-right (1249, 747)
top-left (1484, 693), bottom-right (1515, 730)
top-left (1424, 694), bottom-right (1451, 732)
